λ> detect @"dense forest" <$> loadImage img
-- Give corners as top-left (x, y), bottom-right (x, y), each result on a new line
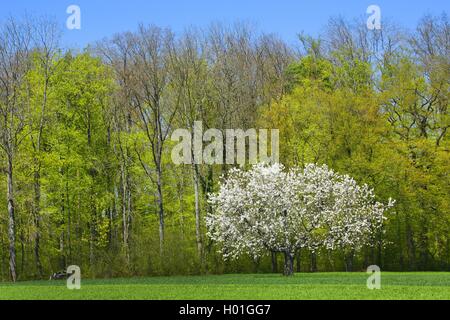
top-left (0, 13), bottom-right (448, 281)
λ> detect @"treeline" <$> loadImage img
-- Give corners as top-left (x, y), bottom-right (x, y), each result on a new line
top-left (0, 14), bottom-right (448, 281)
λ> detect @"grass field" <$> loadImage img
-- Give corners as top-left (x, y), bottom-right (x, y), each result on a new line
top-left (0, 273), bottom-right (449, 300)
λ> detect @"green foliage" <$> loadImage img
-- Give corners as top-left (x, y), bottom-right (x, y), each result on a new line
top-left (261, 48), bottom-right (449, 271)
top-left (0, 14), bottom-right (448, 281)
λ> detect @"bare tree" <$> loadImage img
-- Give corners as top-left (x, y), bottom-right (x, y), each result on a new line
top-left (0, 17), bottom-right (32, 282)
top-left (410, 14), bottom-right (449, 148)
top-left (170, 28), bottom-right (210, 263)
top-left (324, 16), bottom-right (405, 68)
top-left (96, 22), bottom-right (296, 270)
top-left (96, 32), bottom-right (136, 264)
top-left (27, 16), bottom-right (61, 278)
top-left (129, 25), bottom-right (179, 256)
top-left (410, 13), bottom-right (450, 67)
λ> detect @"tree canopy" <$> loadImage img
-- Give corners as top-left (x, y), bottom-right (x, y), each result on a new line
top-left (0, 13), bottom-right (448, 281)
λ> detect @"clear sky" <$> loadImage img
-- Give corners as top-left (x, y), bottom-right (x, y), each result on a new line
top-left (1, 0), bottom-right (449, 48)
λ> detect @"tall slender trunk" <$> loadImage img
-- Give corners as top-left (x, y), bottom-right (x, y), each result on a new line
top-left (345, 250), bottom-right (355, 272)
top-left (193, 164), bottom-right (203, 264)
top-left (156, 162), bottom-right (164, 256)
top-left (310, 251), bottom-right (318, 273)
top-left (89, 229), bottom-right (94, 268)
top-left (153, 104), bottom-right (165, 258)
top-left (419, 219), bottom-right (429, 270)
top-left (59, 232), bottom-right (65, 270)
top-left (377, 231), bottom-right (383, 269)
top-left (59, 168), bottom-right (66, 270)
top-left (7, 154), bottom-right (17, 282)
top-left (283, 251), bottom-right (294, 276)
top-left (0, 235), bottom-right (6, 278)
top-left (76, 170), bottom-right (82, 262)
top-left (19, 222), bottom-right (24, 275)
top-left (89, 193), bottom-right (96, 269)
top-left (111, 184), bottom-right (119, 249)
top-left (271, 252), bottom-right (278, 273)
top-left (107, 128), bottom-right (117, 251)
top-left (406, 220), bottom-right (416, 271)
top-left (205, 167), bottom-right (213, 213)
top-left (66, 176), bottom-right (72, 264)
top-left (296, 249), bottom-right (301, 272)
top-left (176, 173), bottom-right (185, 240)
top-left (396, 211), bottom-right (404, 270)
top-left (33, 169), bottom-right (43, 278)
top-left (32, 75), bottom-right (48, 278)
top-left (121, 164), bottom-right (130, 263)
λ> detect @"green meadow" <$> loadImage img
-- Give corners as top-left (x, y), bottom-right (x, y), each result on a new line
top-left (1, 273), bottom-right (448, 300)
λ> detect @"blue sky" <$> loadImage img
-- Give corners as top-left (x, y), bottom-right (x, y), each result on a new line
top-left (1, 0), bottom-right (448, 48)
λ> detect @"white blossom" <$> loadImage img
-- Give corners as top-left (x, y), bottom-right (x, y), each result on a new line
top-left (206, 163), bottom-right (395, 264)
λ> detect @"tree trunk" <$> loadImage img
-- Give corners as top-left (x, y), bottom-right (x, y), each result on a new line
top-left (111, 184), bottom-right (119, 249)
top-left (296, 249), bottom-right (301, 272)
top-left (33, 169), bottom-right (44, 278)
top-left (396, 211), bottom-right (404, 270)
top-left (59, 232), bottom-right (65, 270)
top-left (6, 155), bottom-right (17, 282)
top-left (66, 168), bottom-right (72, 263)
top-left (156, 163), bottom-right (165, 256)
top-left (406, 217), bottom-right (416, 271)
top-left (310, 251), bottom-right (318, 273)
top-left (200, 166), bottom-right (214, 215)
top-left (283, 251), bottom-right (294, 276)
top-left (271, 252), bottom-right (278, 273)
top-left (0, 235), bottom-right (6, 278)
top-left (345, 250), bottom-right (355, 272)
top-left (89, 223), bottom-right (95, 268)
top-left (253, 257), bottom-right (260, 273)
top-left (59, 172), bottom-right (66, 270)
top-left (121, 165), bottom-right (130, 263)
top-left (67, 198), bottom-right (72, 264)
top-left (32, 74), bottom-right (49, 279)
top-left (193, 164), bottom-right (203, 264)
top-left (19, 214), bottom-right (24, 274)
top-left (89, 195), bottom-right (96, 269)
top-left (377, 231), bottom-right (383, 269)
top-left (419, 220), bottom-right (429, 270)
